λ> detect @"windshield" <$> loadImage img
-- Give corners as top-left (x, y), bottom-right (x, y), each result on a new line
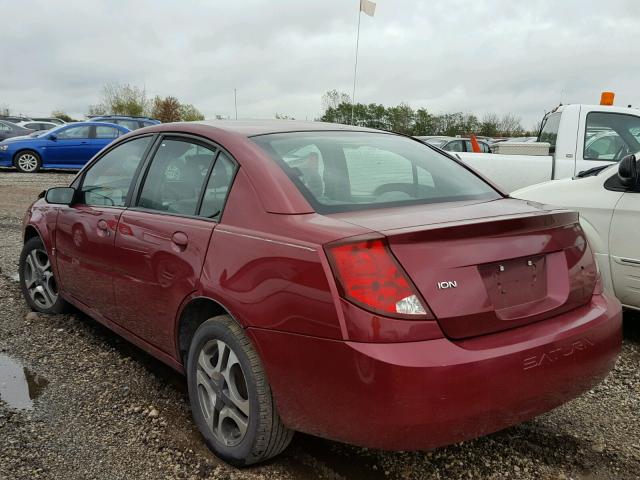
top-left (251, 132), bottom-right (500, 214)
top-left (425, 138), bottom-right (448, 147)
top-left (538, 112), bottom-right (561, 149)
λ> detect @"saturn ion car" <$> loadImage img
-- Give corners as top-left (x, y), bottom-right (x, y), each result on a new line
top-left (20, 120), bottom-right (621, 465)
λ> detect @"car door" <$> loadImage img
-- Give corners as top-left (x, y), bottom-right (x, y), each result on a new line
top-left (609, 186), bottom-right (640, 308)
top-left (112, 136), bottom-right (237, 354)
top-left (55, 135), bottom-right (154, 319)
top-left (90, 125), bottom-right (122, 159)
top-left (575, 110), bottom-right (640, 175)
top-left (47, 125), bottom-right (92, 167)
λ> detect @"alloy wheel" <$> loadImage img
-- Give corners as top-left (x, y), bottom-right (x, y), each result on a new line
top-left (23, 248), bottom-right (58, 310)
top-left (196, 339), bottom-right (250, 447)
top-left (17, 153), bottom-right (39, 172)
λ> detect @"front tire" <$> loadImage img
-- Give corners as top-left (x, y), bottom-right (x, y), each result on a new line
top-left (19, 236), bottom-right (68, 314)
top-left (187, 315), bottom-right (293, 466)
top-left (14, 150), bottom-right (41, 173)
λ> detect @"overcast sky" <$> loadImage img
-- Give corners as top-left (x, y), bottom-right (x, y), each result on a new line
top-left (2, 0), bottom-right (639, 127)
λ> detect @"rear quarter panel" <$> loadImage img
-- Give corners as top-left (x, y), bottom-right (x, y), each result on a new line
top-left (198, 168), bottom-right (369, 339)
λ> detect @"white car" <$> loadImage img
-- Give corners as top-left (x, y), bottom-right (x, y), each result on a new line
top-left (511, 156), bottom-right (640, 310)
top-left (14, 120), bottom-right (58, 131)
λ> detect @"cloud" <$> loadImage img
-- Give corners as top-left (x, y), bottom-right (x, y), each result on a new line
top-left (2, 0), bottom-right (639, 127)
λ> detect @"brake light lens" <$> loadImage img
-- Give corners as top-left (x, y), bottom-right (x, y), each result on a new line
top-left (326, 238), bottom-right (432, 319)
top-left (593, 258), bottom-right (604, 295)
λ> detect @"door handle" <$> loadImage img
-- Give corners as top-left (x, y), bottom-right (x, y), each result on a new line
top-left (171, 231), bottom-right (189, 248)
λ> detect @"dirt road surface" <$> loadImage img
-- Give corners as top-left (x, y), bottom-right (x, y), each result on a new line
top-left (0, 170), bottom-right (639, 480)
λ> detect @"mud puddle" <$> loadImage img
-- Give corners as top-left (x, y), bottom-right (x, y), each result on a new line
top-left (0, 353), bottom-right (48, 410)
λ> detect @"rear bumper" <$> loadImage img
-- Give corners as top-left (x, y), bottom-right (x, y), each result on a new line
top-left (248, 292), bottom-right (621, 451)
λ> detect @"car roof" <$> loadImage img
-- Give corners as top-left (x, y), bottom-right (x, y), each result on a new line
top-left (190, 119), bottom-right (383, 137)
top-left (92, 115), bottom-right (158, 121)
top-left (47, 121), bottom-right (128, 133)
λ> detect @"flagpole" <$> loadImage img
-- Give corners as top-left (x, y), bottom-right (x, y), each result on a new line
top-left (351, 1), bottom-right (361, 125)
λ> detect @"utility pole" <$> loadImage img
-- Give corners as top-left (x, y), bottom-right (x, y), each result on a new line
top-left (351, 5), bottom-right (362, 125)
top-left (234, 89), bottom-right (238, 120)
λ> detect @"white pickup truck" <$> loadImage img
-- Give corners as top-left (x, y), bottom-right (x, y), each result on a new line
top-left (458, 102), bottom-right (640, 192)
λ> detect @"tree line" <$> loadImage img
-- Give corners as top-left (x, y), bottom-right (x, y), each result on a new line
top-left (2, 83), bottom-right (206, 123)
top-left (319, 89), bottom-right (537, 137)
top-left (89, 84), bottom-right (205, 122)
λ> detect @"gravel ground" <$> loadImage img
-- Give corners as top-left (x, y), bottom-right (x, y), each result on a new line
top-left (0, 170), bottom-right (639, 480)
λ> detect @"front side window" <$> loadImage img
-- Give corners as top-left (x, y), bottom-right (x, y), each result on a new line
top-left (584, 112), bottom-right (640, 161)
top-left (95, 126), bottom-right (121, 139)
top-left (0, 122), bottom-right (10, 131)
top-left (252, 132), bottom-right (499, 214)
top-left (81, 136), bottom-right (151, 207)
top-left (137, 139), bottom-right (217, 216)
top-left (57, 125), bottom-right (90, 139)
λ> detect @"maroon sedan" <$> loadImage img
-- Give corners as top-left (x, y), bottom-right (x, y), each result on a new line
top-left (20, 120), bottom-right (621, 465)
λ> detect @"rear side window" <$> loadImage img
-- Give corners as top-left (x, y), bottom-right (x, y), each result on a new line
top-left (95, 126), bottom-right (121, 139)
top-left (252, 132), bottom-right (499, 214)
top-left (137, 139), bottom-right (217, 216)
top-left (200, 152), bottom-right (237, 220)
top-left (584, 112), bottom-right (640, 161)
top-left (81, 136), bottom-right (151, 207)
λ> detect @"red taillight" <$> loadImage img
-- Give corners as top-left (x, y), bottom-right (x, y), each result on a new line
top-left (326, 238), bottom-right (432, 319)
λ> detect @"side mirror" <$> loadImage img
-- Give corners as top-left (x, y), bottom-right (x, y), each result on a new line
top-left (47, 134), bottom-right (57, 141)
top-left (45, 187), bottom-right (75, 205)
top-left (618, 154), bottom-right (638, 187)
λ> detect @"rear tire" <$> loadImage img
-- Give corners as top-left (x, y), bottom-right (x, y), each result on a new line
top-left (14, 150), bottom-right (41, 173)
top-left (186, 315), bottom-right (293, 466)
top-left (19, 236), bottom-right (69, 314)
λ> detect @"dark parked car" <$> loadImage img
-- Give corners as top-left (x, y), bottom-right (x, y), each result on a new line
top-left (14, 120), bottom-right (59, 131)
top-left (0, 120), bottom-right (33, 141)
top-left (91, 115), bottom-right (160, 130)
top-left (20, 120), bottom-right (621, 466)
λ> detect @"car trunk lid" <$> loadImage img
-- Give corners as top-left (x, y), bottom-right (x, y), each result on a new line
top-left (332, 199), bottom-right (597, 339)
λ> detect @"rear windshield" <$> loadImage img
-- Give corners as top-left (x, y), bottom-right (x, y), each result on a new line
top-left (251, 131), bottom-right (500, 213)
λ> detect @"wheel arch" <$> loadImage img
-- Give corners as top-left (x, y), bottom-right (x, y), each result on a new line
top-left (175, 296), bottom-right (242, 366)
top-left (13, 148), bottom-right (41, 164)
top-left (24, 224), bottom-right (42, 243)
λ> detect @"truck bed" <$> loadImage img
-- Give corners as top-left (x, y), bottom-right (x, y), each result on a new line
top-left (457, 152), bottom-right (553, 193)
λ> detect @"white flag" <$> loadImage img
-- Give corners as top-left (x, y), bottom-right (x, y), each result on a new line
top-left (360, 0), bottom-right (376, 17)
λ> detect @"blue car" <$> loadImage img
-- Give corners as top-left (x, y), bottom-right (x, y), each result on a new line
top-left (0, 122), bottom-right (130, 172)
